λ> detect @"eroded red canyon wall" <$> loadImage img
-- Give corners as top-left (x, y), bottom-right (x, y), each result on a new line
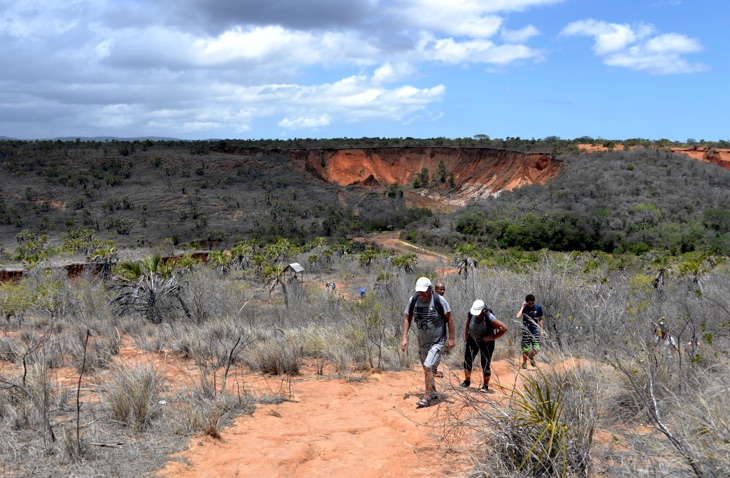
top-left (300, 147), bottom-right (561, 205)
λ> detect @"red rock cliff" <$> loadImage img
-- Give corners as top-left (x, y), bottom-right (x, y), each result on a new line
top-left (300, 147), bottom-right (561, 206)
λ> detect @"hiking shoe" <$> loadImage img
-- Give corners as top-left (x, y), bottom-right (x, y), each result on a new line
top-left (479, 385), bottom-right (495, 394)
top-left (416, 396), bottom-right (431, 408)
top-left (459, 380), bottom-right (470, 388)
top-left (530, 358), bottom-right (537, 368)
top-left (521, 363), bottom-right (528, 370)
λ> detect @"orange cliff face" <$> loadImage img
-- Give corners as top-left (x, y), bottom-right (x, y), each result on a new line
top-left (670, 147), bottom-right (730, 169)
top-left (578, 144), bottom-right (730, 170)
top-left (299, 147), bottom-right (561, 207)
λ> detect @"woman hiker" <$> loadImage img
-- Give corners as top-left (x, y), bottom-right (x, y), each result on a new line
top-left (460, 299), bottom-right (508, 393)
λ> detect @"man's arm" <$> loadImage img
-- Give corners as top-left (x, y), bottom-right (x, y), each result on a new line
top-left (517, 301), bottom-right (527, 319)
top-left (445, 312), bottom-right (456, 350)
top-left (401, 314), bottom-right (411, 352)
top-left (463, 314), bottom-right (470, 342)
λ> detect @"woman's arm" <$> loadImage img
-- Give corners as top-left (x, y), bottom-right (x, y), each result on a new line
top-left (485, 317), bottom-right (508, 341)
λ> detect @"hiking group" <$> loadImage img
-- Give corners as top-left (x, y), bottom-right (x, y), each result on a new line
top-left (402, 276), bottom-right (543, 408)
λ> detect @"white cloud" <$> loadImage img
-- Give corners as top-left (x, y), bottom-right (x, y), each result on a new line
top-left (500, 25), bottom-right (540, 43)
top-left (415, 34), bottom-right (542, 64)
top-left (388, 0), bottom-right (563, 38)
top-left (561, 19), bottom-right (708, 74)
top-left (562, 19), bottom-right (654, 55)
top-left (372, 62), bottom-right (416, 84)
top-left (278, 115), bottom-right (331, 129)
top-left (0, 1), bottom-right (81, 38)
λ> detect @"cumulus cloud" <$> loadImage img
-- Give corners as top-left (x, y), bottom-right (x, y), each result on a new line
top-left (0, 0), bottom-right (555, 138)
top-left (0, 0), bottom-right (708, 139)
top-left (561, 19), bottom-right (708, 74)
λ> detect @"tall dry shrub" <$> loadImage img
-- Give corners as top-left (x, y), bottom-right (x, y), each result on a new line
top-left (104, 364), bottom-right (161, 432)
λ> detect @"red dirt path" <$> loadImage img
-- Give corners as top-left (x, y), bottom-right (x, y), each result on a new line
top-left (159, 360), bottom-right (522, 478)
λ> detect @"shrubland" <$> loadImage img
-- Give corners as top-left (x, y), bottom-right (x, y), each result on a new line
top-left (1, 137), bottom-right (729, 476)
top-left (2, 138), bottom-right (730, 267)
top-left (0, 245), bottom-right (728, 477)
top-left (414, 147), bottom-right (730, 256)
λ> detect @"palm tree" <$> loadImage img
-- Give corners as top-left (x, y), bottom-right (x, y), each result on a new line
top-left (208, 250), bottom-right (232, 275)
top-left (263, 263), bottom-right (289, 308)
top-left (391, 253), bottom-right (417, 273)
top-left (110, 255), bottom-right (191, 323)
top-left (230, 240), bottom-right (257, 270)
top-left (88, 244), bottom-right (117, 281)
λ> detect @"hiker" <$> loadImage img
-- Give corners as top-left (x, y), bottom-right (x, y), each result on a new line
top-left (434, 282), bottom-right (446, 296)
top-left (432, 281), bottom-right (446, 378)
top-left (358, 288), bottom-right (366, 298)
top-left (516, 294), bottom-right (544, 369)
top-left (461, 300), bottom-right (507, 393)
top-left (401, 277), bottom-right (455, 408)
top-left (653, 320), bottom-right (677, 350)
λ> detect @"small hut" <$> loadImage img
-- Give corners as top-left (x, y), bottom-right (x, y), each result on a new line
top-left (283, 263), bottom-right (305, 282)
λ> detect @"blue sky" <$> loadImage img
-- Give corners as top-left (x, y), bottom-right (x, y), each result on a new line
top-left (0, 0), bottom-right (725, 141)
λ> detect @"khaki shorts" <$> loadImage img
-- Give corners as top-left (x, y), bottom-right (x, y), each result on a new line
top-left (420, 342), bottom-right (444, 370)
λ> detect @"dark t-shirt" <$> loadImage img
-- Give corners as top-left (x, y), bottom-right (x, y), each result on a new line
top-left (522, 304), bottom-right (543, 334)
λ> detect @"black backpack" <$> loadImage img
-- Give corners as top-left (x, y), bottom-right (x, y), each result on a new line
top-left (407, 291), bottom-right (445, 322)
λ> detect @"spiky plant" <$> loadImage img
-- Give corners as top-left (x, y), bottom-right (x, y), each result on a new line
top-left (110, 255), bottom-right (191, 323)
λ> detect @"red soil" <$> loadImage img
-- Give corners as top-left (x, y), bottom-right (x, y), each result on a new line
top-left (159, 362), bottom-right (483, 478)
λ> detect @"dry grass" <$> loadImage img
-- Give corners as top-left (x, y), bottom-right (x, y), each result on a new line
top-left (0, 252), bottom-right (728, 476)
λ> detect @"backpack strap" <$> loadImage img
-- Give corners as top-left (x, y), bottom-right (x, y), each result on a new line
top-left (408, 292), bottom-right (445, 321)
top-left (407, 293), bottom-right (418, 321)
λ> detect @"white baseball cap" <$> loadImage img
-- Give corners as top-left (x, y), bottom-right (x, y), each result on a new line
top-left (414, 277), bottom-right (432, 292)
top-left (470, 300), bottom-right (486, 316)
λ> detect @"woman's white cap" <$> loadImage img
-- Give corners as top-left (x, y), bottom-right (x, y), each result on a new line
top-left (470, 300), bottom-right (486, 315)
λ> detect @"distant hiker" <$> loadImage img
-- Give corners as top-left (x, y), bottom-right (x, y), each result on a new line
top-left (358, 288), bottom-right (366, 298)
top-left (461, 300), bottom-right (507, 393)
top-left (516, 294), bottom-right (544, 369)
top-left (401, 277), bottom-right (455, 408)
top-left (432, 281), bottom-right (447, 378)
top-left (434, 282), bottom-right (446, 296)
top-left (326, 281), bottom-right (330, 289)
top-left (653, 320), bottom-right (677, 350)
top-left (332, 282), bottom-right (336, 291)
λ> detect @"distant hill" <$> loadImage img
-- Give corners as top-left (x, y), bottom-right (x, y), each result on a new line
top-left (0, 136), bottom-right (182, 142)
top-left (2, 138), bottom-right (730, 266)
top-left (53, 136), bottom-right (182, 142)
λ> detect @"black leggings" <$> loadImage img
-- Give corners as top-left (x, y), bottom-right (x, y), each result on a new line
top-left (463, 335), bottom-right (495, 376)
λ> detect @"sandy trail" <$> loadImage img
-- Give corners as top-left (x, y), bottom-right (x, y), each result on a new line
top-left (160, 359), bottom-right (522, 478)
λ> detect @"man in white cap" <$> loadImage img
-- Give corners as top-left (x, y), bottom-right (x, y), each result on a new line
top-left (402, 276), bottom-right (455, 407)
